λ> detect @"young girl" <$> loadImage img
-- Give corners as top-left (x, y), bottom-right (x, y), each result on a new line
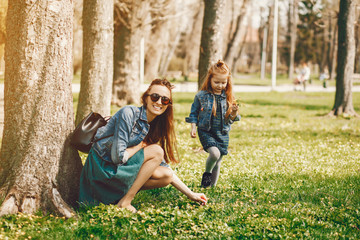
top-left (186, 60), bottom-right (240, 188)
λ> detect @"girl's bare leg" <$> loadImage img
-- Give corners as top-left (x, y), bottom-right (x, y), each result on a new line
top-left (141, 166), bottom-right (173, 190)
top-left (117, 144), bottom-right (163, 212)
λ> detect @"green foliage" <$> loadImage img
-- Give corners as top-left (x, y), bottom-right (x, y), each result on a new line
top-left (1, 92), bottom-right (360, 239)
top-left (296, 0), bottom-right (325, 65)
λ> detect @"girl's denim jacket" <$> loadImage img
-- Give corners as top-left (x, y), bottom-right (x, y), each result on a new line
top-left (185, 90), bottom-right (240, 134)
top-left (92, 105), bottom-right (149, 165)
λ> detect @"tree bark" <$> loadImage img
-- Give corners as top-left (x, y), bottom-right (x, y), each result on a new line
top-left (0, 0), bottom-right (82, 217)
top-left (331, 0), bottom-right (357, 116)
top-left (224, 0), bottom-right (249, 69)
top-left (112, 0), bottom-right (150, 106)
top-left (73, 0), bottom-right (83, 75)
top-left (198, 0), bottom-right (225, 89)
top-left (329, 23), bottom-right (338, 80)
top-left (75, 0), bottom-right (113, 125)
top-left (288, 0), bottom-right (298, 80)
top-left (184, 2), bottom-right (204, 75)
top-left (144, 0), bottom-right (174, 81)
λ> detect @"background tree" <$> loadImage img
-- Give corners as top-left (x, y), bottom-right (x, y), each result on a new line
top-left (330, 0), bottom-right (357, 116)
top-left (0, 0), bottom-right (82, 217)
top-left (182, 1), bottom-right (204, 76)
top-left (224, 0), bottom-right (250, 71)
top-left (75, 0), bottom-right (114, 125)
top-left (73, 0), bottom-right (83, 75)
top-left (288, 0), bottom-right (299, 80)
top-left (144, 0), bottom-right (175, 81)
top-left (325, 8), bottom-right (338, 80)
top-left (198, 0), bottom-right (226, 88)
top-left (112, 0), bottom-right (150, 106)
top-left (354, 10), bottom-right (360, 73)
top-left (295, 0), bottom-right (324, 66)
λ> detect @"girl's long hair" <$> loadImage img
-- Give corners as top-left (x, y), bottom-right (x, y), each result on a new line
top-left (200, 59), bottom-right (235, 118)
top-left (141, 79), bottom-right (179, 164)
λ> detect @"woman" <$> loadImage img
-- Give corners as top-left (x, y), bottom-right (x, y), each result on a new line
top-left (79, 79), bottom-right (207, 213)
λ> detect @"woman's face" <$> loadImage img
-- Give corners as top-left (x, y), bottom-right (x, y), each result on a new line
top-left (211, 73), bottom-right (228, 94)
top-left (145, 85), bottom-right (171, 122)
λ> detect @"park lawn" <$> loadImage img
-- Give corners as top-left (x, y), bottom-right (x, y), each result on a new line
top-left (1, 92), bottom-right (360, 239)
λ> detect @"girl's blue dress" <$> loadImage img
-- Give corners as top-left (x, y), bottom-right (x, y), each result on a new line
top-left (198, 94), bottom-right (229, 155)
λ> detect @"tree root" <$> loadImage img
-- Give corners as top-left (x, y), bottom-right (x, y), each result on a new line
top-left (0, 195), bottom-right (18, 216)
top-left (0, 187), bottom-right (75, 218)
top-left (50, 187), bottom-right (75, 219)
top-left (327, 109), bottom-right (360, 118)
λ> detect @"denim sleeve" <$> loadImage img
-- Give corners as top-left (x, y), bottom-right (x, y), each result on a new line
top-left (185, 94), bottom-right (200, 124)
top-left (111, 107), bottom-right (134, 165)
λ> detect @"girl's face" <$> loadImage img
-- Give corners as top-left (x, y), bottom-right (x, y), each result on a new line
top-left (211, 74), bottom-right (228, 94)
top-left (145, 85), bottom-right (171, 122)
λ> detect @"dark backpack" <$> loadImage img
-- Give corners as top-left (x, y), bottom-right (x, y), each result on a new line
top-left (71, 112), bottom-right (113, 153)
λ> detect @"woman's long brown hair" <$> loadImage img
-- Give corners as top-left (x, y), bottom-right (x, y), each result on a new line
top-left (200, 60), bottom-right (235, 118)
top-left (141, 79), bottom-right (179, 164)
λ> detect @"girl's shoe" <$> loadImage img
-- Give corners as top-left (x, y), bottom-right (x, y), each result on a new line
top-left (201, 172), bottom-right (212, 188)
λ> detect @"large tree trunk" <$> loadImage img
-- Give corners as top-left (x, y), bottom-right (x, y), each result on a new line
top-left (112, 0), bottom-right (150, 106)
top-left (75, 0), bottom-right (113, 125)
top-left (0, 0), bottom-right (82, 217)
top-left (223, 0), bottom-right (249, 69)
top-left (198, 0), bottom-right (225, 89)
top-left (331, 0), bottom-right (357, 116)
top-left (288, 0), bottom-right (298, 80)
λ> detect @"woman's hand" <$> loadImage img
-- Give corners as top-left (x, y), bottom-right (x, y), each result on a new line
top-left (189, 192), bottom-right (208, 205)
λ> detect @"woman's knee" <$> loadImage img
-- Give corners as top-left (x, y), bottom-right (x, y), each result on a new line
top-left (144, 144), bottom-right (164, 163)
top-left (156, 167), bottom-right (173, 185)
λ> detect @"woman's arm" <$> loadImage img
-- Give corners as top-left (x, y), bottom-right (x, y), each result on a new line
top-left (125, 141), bottom-right (146, 159)
top-left (171, 173), bottom-right (208, 205)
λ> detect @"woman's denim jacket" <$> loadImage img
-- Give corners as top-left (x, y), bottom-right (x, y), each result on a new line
top-left (185, 90), bottom-right (240, 134)
top-left (92, 105), bottom-right (149, 165)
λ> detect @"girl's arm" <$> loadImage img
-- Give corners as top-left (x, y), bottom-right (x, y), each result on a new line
top-left (185, 94), bottom-right (201, 124)
top-left (190, 123), bottom-right (197, 138)
top-left (171, 173), bottom-right (208, 205)
top-left (230, 103), bottom-right (239, 121)
top-left (186, 95), bottom-right (201, 138)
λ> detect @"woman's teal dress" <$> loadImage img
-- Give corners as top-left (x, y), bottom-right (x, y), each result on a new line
top-left (79, 148), bottom-right (145, 206)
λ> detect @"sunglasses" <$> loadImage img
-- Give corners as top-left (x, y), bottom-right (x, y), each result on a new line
top-left (148, 93), bottom-right (172, 105)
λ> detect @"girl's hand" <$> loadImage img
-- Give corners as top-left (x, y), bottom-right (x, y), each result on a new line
top-left (189, 192), bottom-right (208, 205)
top-left (231, 103), bottom-right (239, 115)
top-left (190, 123), bottom-right (197, 138)
top-left (190, 128), bottom-right (197, 138)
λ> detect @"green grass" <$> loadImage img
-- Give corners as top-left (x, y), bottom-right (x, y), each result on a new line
top-left (1, 92), bottom-right (360, 239)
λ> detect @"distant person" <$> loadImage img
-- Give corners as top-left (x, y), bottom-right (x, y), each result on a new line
top-left (294, 62), bottom-right (310, 91)
top-left (186, 60), bottom-right (240, 188)
top-left (79, 79), bottom-right (208, 213)
top-left (320, 68), bottom-right (329, 88)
